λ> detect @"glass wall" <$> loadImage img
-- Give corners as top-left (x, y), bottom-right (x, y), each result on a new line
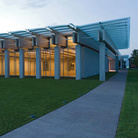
top-left (41, 49), bottom-right (55, 77)
top-left (0, 52), bottom-right (5, 75)
top-left (0, 36), bottom-right (76, 78)
top-left (24, 50), bottom-right (36, 76)
top-left (60, 36), bottom-right (76, 77)
top-left (9, 51), bottom-right (19, 76)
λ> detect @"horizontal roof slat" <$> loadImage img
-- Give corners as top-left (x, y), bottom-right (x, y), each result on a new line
top-left (77, 17), bottom-right (130, 50)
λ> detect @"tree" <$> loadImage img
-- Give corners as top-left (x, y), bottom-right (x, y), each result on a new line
top-left (130, 49), bottom-right (138, 68)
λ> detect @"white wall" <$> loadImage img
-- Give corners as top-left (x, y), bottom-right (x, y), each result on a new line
top-left (82, 47), bottom-right (99, 78)
top-left (81, 47), bottom-right (110, 78)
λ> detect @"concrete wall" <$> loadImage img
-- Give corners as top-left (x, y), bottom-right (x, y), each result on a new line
top-left (81, 47), bottom-right (110, 78)
top-left (82, 47), bottom-right (99, 78)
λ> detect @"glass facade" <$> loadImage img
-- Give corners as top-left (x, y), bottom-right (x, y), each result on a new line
top-left (9, 51), bottom-right (19, 76)
top-left (0, 36), bottom-right (76, 78)
top-left (24, 50), bottom-right (36, 76)
top-left (41, 49), bottom-right (55, 77)
top-left (60, 36), bottom-right (76, 77)
top-left (60, 48), bottom-right (76, 77)
top-left (0, 52), bottom-right (5, 75)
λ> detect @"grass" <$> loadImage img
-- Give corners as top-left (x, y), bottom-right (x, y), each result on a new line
top-left (116, 69), bottom-right (138, 138)
top-left (0, 72), bottom-right (117, 136)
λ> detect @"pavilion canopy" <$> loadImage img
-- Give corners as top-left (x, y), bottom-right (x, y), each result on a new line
top-left (77, 17), bottom-right (130, 50)
top-left (0, 33), bottom-right (18, 39)
top-left (10, 31), bottom-right (35, 38)
top-left (27, 28), bottom-right (53, 37)
top-left (27, 25), bottom-right (75, 36)
top-left (0, 17), bottom-right (130, 52)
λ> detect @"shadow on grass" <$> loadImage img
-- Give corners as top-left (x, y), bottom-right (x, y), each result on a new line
top-left (83, 72), bottom-right (117, 81)
top-left (0, 71), bottom-right (117, 136)
top-left (0, 71), bottom-right (117, 81)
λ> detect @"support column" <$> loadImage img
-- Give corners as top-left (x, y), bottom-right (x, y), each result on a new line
top-left (76, 44), bottom-right (81, 80)
top-left (19, 49), bottom-right (24, 78)
top-left (5, 49), bottom-right (10, 78)
top-left (122, 60), bottom-right (124, 69)
top-left (107, 58), bottom-right (109, 72)
top-left (99, 43), bottom-right (105, 81)
top-left (120, 59), bottom-right (122, 70)
top-left (54, 46), bottom-right (60, 79)
top-left (115, 55), bottom-right (118, 72)
top-left (36, 47), bottom-right (41, 79)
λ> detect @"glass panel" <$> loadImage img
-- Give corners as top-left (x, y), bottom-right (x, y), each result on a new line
top-left (63, 49), bottom-right (68, 76)
top-left (0, 52), bottom-right (5, 75)
top-left (60, 47), bottom-right (76, 77)
top-left (16, 52), bottom-right (19, 76)
top-left (41, 48), bottom-right (54, 77)
top-left (24, 51), bottom-right (28, 76)
top-left (41, 49), bottom-right (46, 76)
top-left (60, 49), bottom-right (64, 77)
top-left (9, 51), bottom-right (19, 76)
top-left (68, 36), bottom-right (75, 48)
top-left (30, 51), bottom-right (36, 76)
top-left (68, 48), bottom-right (76, 77)
top-left (46, 50), bottom-right (50, 76)
top-left (10, 52), bottom-right (14, 75)
top-left (51, 49), bottom-right (55, 76)
top-left (24, 50), bottom-right (36, 76)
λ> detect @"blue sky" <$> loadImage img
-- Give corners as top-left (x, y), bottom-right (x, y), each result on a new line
top-left (0, 0), bottom-right (137, 56)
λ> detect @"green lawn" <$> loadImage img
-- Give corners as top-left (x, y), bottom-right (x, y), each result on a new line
top-left (0, 72), bottom-right (117, 136)
top-left (116, 69), bottom-right (138, 138)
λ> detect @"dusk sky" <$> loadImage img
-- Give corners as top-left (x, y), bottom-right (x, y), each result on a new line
top-left (0, 0), bottom-right (137, 56)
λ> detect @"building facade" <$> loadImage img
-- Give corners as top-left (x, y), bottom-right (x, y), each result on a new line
top-left (0, 17), bottom-right (130, 81)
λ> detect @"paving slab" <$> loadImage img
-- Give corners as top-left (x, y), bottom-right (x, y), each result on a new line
top-left (1, 70), bottom-right (128, 138)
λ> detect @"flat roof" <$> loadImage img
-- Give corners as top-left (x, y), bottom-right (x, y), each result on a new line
top-left (0, 17), bottom-right (130, 51)
top-left (10, 30), bottom-right (35, 38)
top-left (0, 33), bottom-right (18, 39)
top-left (77, 17), bottom-right (130, 50)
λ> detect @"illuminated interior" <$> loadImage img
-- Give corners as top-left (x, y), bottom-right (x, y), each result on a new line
top-left (60, 36), bottom-right (76, 77)
top-left (0, 52), bottom-right (5, 75)
top-left (41, 49), bottom-right (55, 77)
top-left (109, 58), bottom-right (116, 72)
top-left (0, 36), bottom-right (76, 77)
top-left (9, 51), bottom-right (19, 75)
top-left (24, 50), bottom-right (36, 76)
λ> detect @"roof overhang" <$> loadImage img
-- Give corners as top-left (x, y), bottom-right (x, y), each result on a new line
top-left (77, 17), bottom-right (130, 54)
top-left (0, 17), bottom-right (130, 53)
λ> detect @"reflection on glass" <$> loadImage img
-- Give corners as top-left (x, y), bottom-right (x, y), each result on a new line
top-left (24, 50), bottom-right (36, 76)
top-left (0, 52), bottom-right (5, 75)
top-left (60, 36), bottom-right (76, 77)
top-left (0, 36), bottom-right (76, 78)
top-left (41, 48), bottom-right (55, 77)
top-left (60, 48), bottom-right (76, 77)
top-left (9, 51), bottom-right (19, 76)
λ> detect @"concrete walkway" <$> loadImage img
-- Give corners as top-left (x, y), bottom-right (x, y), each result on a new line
top-left (1, 70), bottom-right (128, 138)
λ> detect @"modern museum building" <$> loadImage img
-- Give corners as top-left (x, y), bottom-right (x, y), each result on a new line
top-left (0, 17), bottom-right (130, 81)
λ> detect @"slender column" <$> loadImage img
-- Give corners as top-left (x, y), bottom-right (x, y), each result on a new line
top-left (107, 58), bottom-right (109, 72)
top-left (76, 44), bottom-right (81, 80)
top-left (19, 48), bottom-right (24, 78)
top-left (115, 55), bottom-right (118, 72)
top-left (36, 47), bottom-right (41, 79)
top-left (54, 46), bottom-right (60, 79)
top-left (5, 49), bottom-right (10, 78)
top-left (99, 43), bottom-right (105, 81)
top-left (122, 60), bottom-right (124, 69)
top-left (120, 59), bottom-right (122, 70)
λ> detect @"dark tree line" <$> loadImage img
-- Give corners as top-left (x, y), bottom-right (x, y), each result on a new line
top-left (129, 49), bottom-right (138, 68)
